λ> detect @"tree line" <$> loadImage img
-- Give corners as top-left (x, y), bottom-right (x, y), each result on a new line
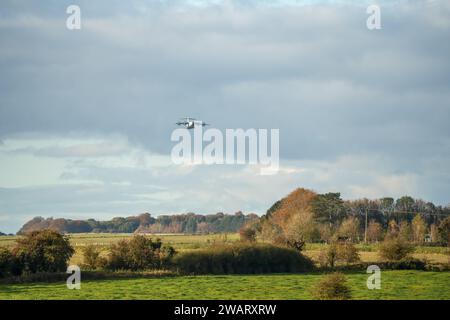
top-left (17, 212), bottom-right (259, 235)
top-left (242, 188), bottom-right (450, 248)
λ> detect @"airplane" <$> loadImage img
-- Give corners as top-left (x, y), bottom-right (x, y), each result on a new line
top-left (176, 117), bottom-right (210, 129)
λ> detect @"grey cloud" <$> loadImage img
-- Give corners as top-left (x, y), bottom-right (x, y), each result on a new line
top-left (0, 1), bottom-right (449, 232)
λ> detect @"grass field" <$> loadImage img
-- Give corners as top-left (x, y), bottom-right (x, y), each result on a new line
top-left (0, 270), bottom-right (449, 300)
top-left (1, 233), bottom-right (449, 300)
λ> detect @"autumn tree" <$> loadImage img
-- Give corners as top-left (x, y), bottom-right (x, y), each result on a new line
top-left (284, 210), bottom-right (320, 248)
top-left (337, 217), bottom-right (360, 242)
top-left (239, 226), bottom-right (256, 243)
top-left (386, 220), bottom-right (399, 239)
top-left (367, 220), bottom-right (383, 242)
top-left (411, 214), bottom-right (426, 244)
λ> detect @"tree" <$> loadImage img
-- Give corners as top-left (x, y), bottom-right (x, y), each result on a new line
top-left (13, 230), bottom-right (74, 273)
top-left (106, 236), bottom-right (175, 270)
top-left (437, 217), bottom-right (450, 246)
top-left (311, 193), bottom-right (347, 227)
top-left (239, 227), bottom-right (256, 243)
top-left (379, 238), bottom-right (414, 261)
top-left (82, 245), bottom-right (105, 269)
top-left (411, 214), bottom-right (426, 244)
top-left (0, 247), bottom-right (21, 278)
top-left (386, 220), bottom-right (399, 239)
top-left (269, 188), bottom-right (317, 232)
top-left (337, 217), bottom-right (360, 242)
top-left (380, 197), bottom-right (395, 211)
top-left (265, 199), bottom-right (283, 217)
top-left (284, 210), bottom-right (320, 246)
top-left (430, 224), bottom-right (438, 243)
top-left (336, 242), bottom-right (360, 265)
top-left (258, 219), bottom-right (282, 242)
top-left (318, 241), bottom-right (360, 268)
top-left (398, 221), bottom-right (412, 242)
top-left (396, 196), bottom-right (415, 212)
top-left (367, 220), bottom-right (383, 242)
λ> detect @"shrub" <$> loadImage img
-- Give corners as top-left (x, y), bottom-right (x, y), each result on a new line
top-left (173, 243), bottom-right (314, 274)
top-left (239, 227), bottom-right (256, 243)
top-left (336, 242), bottom-right (360, 265)
top-left (313, 273), bottom-right (351, 300)
top-left (13, 230), bottom-right (74, 274)
top-left (82, 245), bottom-right (106, 270)
top-left (379, 238), bottom-right (414, 261)
top-left (318, 243), bottom-right (338, 268)
top-left (106, 236), bottom-right (175, 271)
top-left (0, 247), bottom-right (15, 278)
top-left (382, 258), bottom-right (426, 270)
top-left (318, 242), bottom-right (360, 268)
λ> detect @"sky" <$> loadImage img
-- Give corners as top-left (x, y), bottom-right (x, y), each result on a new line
top-left (0, 0), bottom-right (449, 233)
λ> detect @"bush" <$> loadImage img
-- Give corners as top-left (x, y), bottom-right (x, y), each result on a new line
top-left (336, 242), bottom-right (360, 265)
top-left (318, 243), bottom-right (338, 268)
top-left (239, 227), bottom-right (256, 243)
top-left (379, 238), bottom-right (414, 261)
top-left (82, 245), bottom-right (106, 270)
top-left (318, 242), bottom-right (360, 268)
top-left (106, 236), bottom-right (175, 271)
top-left (173, 243), bottom-right (314, 274)
top-left (0, 247), bottom-right (22, 278)
top-left (382, 258), bottom-right (426, 270)
top-left (13, 230), bottom-right (74, 274)
top-left (313, 273), bottom-right (351, 300)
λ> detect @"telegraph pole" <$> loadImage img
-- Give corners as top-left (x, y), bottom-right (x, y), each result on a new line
top-left (364, 208), bottom-right (368, 244)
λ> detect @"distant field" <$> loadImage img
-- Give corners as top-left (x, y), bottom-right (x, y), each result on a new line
top-left (1, 233), bottom-right (449, 266)
top-left (0, 233), bottom-right (241, 265)
top-left (0, 271), bottom-right (449, 300)
top-left (0, 233), bottom-right (239, 249)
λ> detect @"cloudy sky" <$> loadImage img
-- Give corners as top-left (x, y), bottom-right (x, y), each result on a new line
top-left (0, 0), bottom-right (449, 233)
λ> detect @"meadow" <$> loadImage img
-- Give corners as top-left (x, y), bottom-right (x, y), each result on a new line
top-left (0, 271), bottom-right (449, 300)
top-left (0, 233), bottom-right (449, 300)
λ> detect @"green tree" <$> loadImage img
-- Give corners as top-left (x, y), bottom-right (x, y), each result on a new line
top-left (437, 217), bottom-right (450, 246)
top-left (82, 245), bottom-right (105, 269)
top-left (13, 230), bottom-right (74, 273)
top-left (396, 196), bottom-right (415, 212)
top-left (106, 236), bottom-right (175, 270)
top-left (311, 193), bottom-right (346, 227)
top-left (0, 247), bottom-right (15, 278)
top-left (398, 221), bottom-right (412, 242)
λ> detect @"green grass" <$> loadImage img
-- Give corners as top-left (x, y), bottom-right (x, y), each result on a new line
top-left (0, 271), bottom-right (449, 300)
